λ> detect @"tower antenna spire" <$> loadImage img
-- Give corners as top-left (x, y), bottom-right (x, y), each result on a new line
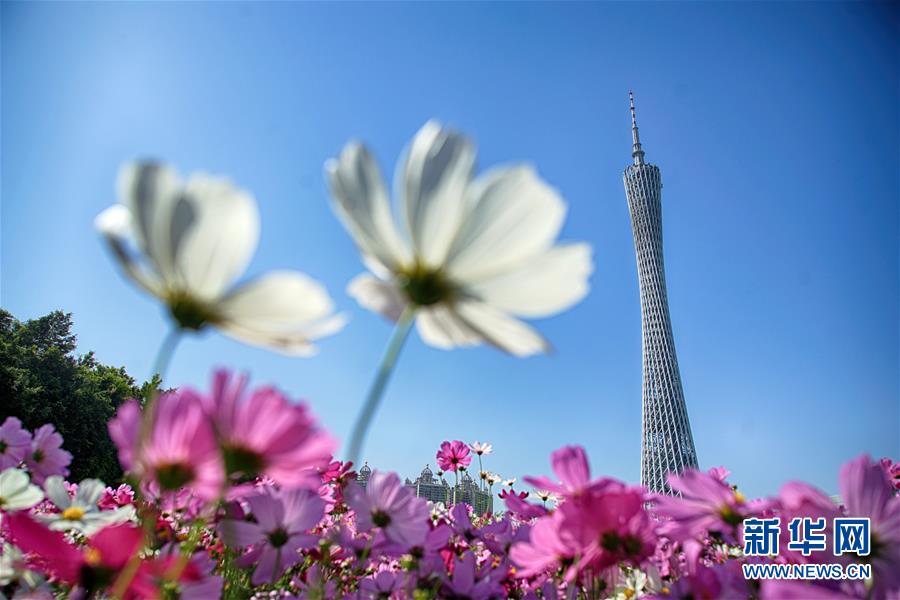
top-left (629, 91), bottom-right (645, 165)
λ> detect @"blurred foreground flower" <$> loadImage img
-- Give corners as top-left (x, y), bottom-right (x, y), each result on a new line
top-left (96, 161), bottom-right (345, 363)
top-left (0, 468), bottom-right (43, 512)
top-left (40, 476), bottom-right (134, 534)
top-left (328, 120), bottom-right (592, 357)
top-left (329, 122), bottom-right (593, 462)
top-left (0, 418), bottom-right (31, 470)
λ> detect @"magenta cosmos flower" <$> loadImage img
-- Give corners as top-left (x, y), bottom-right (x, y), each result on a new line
top-left (443, 551), bottom-right (505, 600)
top-left (839, 454), bottom-right (900, 595)
top-left (436, 440), bottom-right (472, 473)
top-left (109, 391), bottom-right (223, 500)
top-left (524, 445), bottom-right (613, 498)
top-left (775, 481), bottom-right (842, 565)
top-left (7, 512), bottom-right (145, 596)
top-left (347, 470), bottom-right (430, 548)
top-left (0, 417), bottom-right (31, 470)
top-left (218, 487), bottom-right (325, 585)
top-left (203, 371), bottom-right (335, 489)
top-left (653, 468), bottom-right (761, 545)
top-left (511, 510), bottom-right (580, 579)
top-left (24, 424), bottom-right (71, 485)
top-left (558, 482), bottom-right (657, 573)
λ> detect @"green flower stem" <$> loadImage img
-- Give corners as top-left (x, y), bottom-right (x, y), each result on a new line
top-left (138, 328), bottom-right (183, 448)
top-left (478, 455), bottom-right (484, 491)
top-left (151, 327), bottom-right (182, 384)
top-left (110, 328), bottom-right (183, 599)
top-left (346, 307), bottom-right (416, 466)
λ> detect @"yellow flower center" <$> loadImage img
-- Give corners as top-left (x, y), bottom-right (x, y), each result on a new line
top-left (623, 589), bottom-right (636, 599)
top-left (62, 506), bottom-right (86, 521)
top-left (734, 490), bottom-right (746, 503)
top-left (84, 547), bottom-right (102, 566)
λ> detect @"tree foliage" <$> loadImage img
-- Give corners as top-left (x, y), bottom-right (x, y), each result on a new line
top-left (0, 309), bottom-right (151, 483)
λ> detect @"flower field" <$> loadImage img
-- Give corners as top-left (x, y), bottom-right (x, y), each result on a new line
top-left (0, 121), bottom-right (897, 599)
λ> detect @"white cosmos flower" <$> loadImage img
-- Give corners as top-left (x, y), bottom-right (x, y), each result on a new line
top-left (326, 121), bottom-right (593, 357)
top-left (470, 441), bottom-right (493, 456)
top-left (96, 161), bottom-right (345, 355)
top-left (40, 476), bottom-right (134, 535)
top-left (0, 468), bottom-right (43, 512)
top-left (503, 478), bottom-right (517, 487)
top-left (486, 473), bottom-right (502, 486)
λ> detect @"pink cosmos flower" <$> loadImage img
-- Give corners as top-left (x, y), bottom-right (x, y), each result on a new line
top-left (109, 393), bottom-right (223, 500)
top-left (558, 483), bottom-right (657, 573)
top-left (511, 511), bottom-right (580, 579)
top-left (98, 484), bottom-right (136, 510)
top-left (359, 569), bottom-right (404, 598)
top-left (24, 424), bottom-right (71, 485)
top-left (321, 459), bottom-right (356, 485)
top-left (295, 563), bottom-right (337, 598)
top-left (523, 445), bottom-right (613, 498)
top-left (204, 370), bottom-right (335, 489)
top-left (653, 468), bottom-right (760, 545)
top-left (761, 580), bottom-right (855, 600)
top-left (347, 470), bottom-right (430, 549)
top-left (775, 481), bottom-right (842, 565)
top-left (839, 454), bottom-right (900, 595)
top-left (443, 551), bottom-right (505, 600)
top-left (436, 440), bottom-right (472, 472)
top-left (7, 512), bottom-right (144, 597)
top-left (647, 563), bottom-right (748, 600)
top-left (502, 490), bottom-right (547, 520)
top-left (219, 487), bottom-right (325, 585)
top-left (879, 458), bottom-right (899, 491)
top-left (707, 466), bottom-right (731, 482)
top-left (0, 417), bottom-right (31, 470)
top-left (134, 552), bottom-right (224, 600)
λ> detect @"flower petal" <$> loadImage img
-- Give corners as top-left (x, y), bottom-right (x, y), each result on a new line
top-left (218, 520), bottom-right (264, 548)
top-left (175, 174), bottom-right (260, 301)
top-left (454, 301), bottom-right (550, 357)
top-left (326, 143), bottom-right (409, 273)
top-left (44, 476), bottom-right (71, 510)
top-left (117, 161), bottom-right (182, 283)
top-left (217, 271), bottom-right (346, 355)
top-left (468, 243), bottom-right (593, 317)
top-left (415, 306), bottom-right (481, 350)
top-left (347, 273), bottom-right (407, 322)
top-left (446, 165), bottom-right (566, 282)
top-left (74, 479), bottom-right (105, 508)
top-left (400, 121), bottom-right (475, 267)
top-left (94, 205), bottom-right (165, 296)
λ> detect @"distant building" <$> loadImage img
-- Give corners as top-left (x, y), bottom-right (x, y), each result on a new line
top-left (356, 462), bottom-right (372, 489)
top-left (453, 470), bottom-right (493, 515)
top-left (409, 464), bottom-right (450, 504)
top-left (355, 463), bottom-right (493, 514)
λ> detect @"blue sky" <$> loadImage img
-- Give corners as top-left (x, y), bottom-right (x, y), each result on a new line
top-left (2, 2), bottom-right (897, 498)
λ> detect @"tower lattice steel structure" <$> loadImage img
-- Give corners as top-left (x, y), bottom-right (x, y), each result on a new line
top-left (623, 92), bottom-right (698, 494)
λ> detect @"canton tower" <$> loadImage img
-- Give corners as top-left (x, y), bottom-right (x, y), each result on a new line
top-left (623, 92), bottom-right (698, 494)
